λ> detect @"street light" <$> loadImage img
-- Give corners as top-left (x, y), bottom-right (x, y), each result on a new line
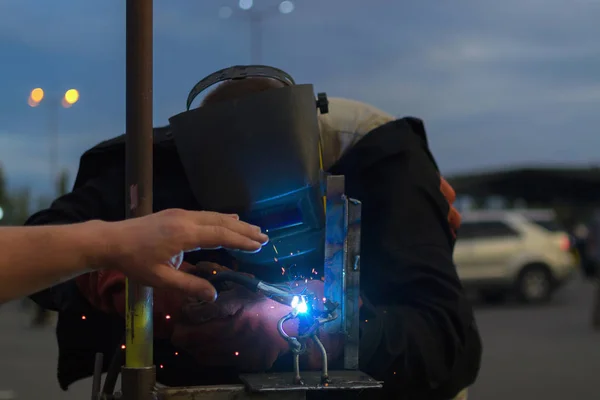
top-left (63, 89), bottom-right (80, 108)
top-left (27, 87), bottom-right (80, 188)
top-left (219, 1), bottom-right (294, 64)
top-left (28, 88), bottom-right (79, 108)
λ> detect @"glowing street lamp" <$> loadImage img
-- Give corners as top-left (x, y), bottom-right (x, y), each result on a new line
top-left (28, 88), bottom-right (45, 106)
top-left (62, 89), bottom-right (80, 108)
top-left (219, 1), bottom-right (295, 64)
top-left (27, 87), bottom-right (81, 188)
top-left (28, 88), bottom-right (80, 108)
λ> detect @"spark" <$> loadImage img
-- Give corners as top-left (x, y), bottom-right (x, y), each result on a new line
top-left (81, 315), bottom-right (86, 320)
top-left (121, 345), bottom-right (126, 349)
top-left (174, 352), bottom-right (178, 356)
top-left (212, 270), bottom-right (217, 275)
top-left (160, 364), bottom-right (164, 369)
top-left (234, 351), bottom-right (240, 356)
top-left (273, 244), bottom-right (279, 255)
top-left (274, 257), bottom-right (279, 262)
top-left (281, 267), bottom-right (286, 275)
top-left (165, 315), bottom-right (171, 320)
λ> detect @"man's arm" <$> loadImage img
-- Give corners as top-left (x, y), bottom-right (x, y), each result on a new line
top-left (26, 167), bottom-right (125, 311)
top-left (0, 221), bottom-right (107, 304)
top-left (334, 124), bottom-right (481, 399)
top-left (0, 210), bottom-right (269, 304)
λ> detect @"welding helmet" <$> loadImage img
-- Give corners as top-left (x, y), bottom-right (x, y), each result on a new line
top-left (169, 65), bottom-right (330, 270)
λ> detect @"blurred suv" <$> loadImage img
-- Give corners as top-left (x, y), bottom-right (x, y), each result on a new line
top-left (454, 209), bottom-right (576, 303)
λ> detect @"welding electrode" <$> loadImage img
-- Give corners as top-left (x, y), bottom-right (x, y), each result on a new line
top-left (200, 270), bottom-right (295, 306)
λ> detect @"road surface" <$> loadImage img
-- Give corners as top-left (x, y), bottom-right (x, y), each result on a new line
top-left (0, 278), bottom-right (598, 399)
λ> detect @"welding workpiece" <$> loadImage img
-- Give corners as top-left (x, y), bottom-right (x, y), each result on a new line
top-left (277, 297), bottom-right (340, 385)
top-left (208, 268), bottom-right (342, 386)
top-left (206, 268), bottom-right (339, 385)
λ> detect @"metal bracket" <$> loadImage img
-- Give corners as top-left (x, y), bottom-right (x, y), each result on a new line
top-left (322, 175), bottom-right (361, 370)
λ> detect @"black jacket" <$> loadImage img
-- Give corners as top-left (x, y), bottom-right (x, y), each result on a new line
top-left (27, 118), bottom-right (481, 399)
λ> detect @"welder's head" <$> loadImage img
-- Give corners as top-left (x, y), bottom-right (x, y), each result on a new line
top-left (169, 65), bottom-right (329, 271)
top-left (200, 77), bottom-right (286, 107)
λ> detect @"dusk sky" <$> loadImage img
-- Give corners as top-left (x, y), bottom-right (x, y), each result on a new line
top-left (1, 0), bottom-right (600, 197)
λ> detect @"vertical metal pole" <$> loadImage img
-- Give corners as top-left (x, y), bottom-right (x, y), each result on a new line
top-left (122, 0), bottom-right (155, 399)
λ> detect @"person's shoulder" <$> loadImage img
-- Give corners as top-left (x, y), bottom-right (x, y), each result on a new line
top-left (358, 117), bottom-right (431, 151)
top-left (74, 126), bottom-right (174, 189)
top-left (83, 126), bottom-right (173, 155)
top-left (329, 117), bottom-right (437, 175)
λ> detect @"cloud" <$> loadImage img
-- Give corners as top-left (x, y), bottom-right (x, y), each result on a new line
top-left (425, 36), bottom-right (599, 66)
top-left (3, 0), bottom-right (600, 193)
top-left (0, 0), bottom-right (122, 57)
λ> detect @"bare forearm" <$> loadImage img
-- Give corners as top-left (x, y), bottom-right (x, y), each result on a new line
top-left (0, 221), bottom-right (106, 304)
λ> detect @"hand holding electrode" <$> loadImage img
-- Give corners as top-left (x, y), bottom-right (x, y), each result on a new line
top-left (171, 268), bottom-right (344, 372)
top-left (91, 209), bottom-right (269, 302)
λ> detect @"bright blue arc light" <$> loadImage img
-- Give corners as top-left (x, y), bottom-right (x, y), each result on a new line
top-left (291, 295), bottom-right (308, 314)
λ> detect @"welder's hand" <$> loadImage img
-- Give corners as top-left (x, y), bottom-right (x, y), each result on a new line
top-left (92, 209), bottom-right (268, 302)
top-left (77, 261), bottom-right (209, 339)
top-left (189, 261), bottom-right (256, 298)
top-left (171, 278), bottom-right (345, 372)
top-left (172, 282), bottom-right (295, 372)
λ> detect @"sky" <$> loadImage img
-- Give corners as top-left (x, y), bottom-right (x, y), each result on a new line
top-left (1, 0), bottom-right (600, 197)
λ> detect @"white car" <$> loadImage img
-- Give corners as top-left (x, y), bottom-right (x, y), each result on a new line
top-left (454, 209), bottom-right (577, 303)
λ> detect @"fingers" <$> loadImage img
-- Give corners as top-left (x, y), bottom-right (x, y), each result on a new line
top-left (189, 225), bottom-right (267, 253)
top-left (158, 267), bottom-right (217, 302)
top-left (187, 211), bottom-right (269, 245)
top-left (439, 177), bottom-right (456, 204)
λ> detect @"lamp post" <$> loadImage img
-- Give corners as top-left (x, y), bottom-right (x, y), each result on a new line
top-left (27, 88), bottom-right (80, 187)
top-left (219, 0), bottom-right (295, 64)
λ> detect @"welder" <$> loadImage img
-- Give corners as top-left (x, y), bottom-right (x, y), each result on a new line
top-left (25, 66), bottom-right (481, 400)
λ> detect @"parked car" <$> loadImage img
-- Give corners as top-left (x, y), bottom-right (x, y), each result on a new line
top-left (454, 209), bottom-right (577, 303)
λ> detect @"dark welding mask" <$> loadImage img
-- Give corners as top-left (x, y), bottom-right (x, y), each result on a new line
top-left (169, 65), bottom-right (330, 269)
